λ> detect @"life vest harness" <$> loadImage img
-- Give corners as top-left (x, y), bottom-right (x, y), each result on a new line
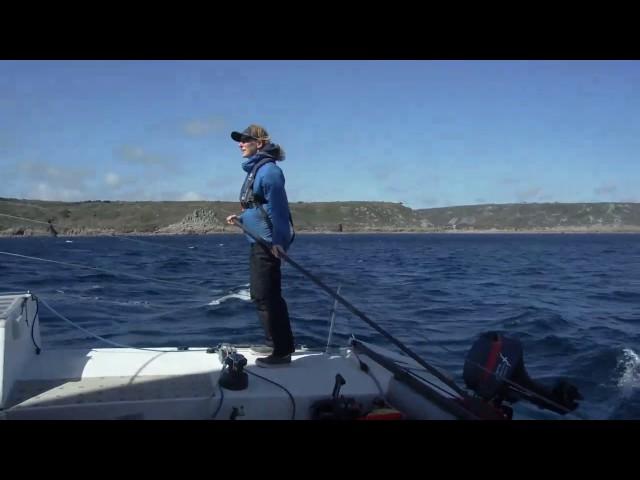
top-left (239, 158), bottom-right (295, 244)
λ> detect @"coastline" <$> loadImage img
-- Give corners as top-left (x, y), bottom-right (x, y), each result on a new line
top-left (3, 200), bottom-right (640, 238)
top-left (3, 227), bottom-right (640, 238)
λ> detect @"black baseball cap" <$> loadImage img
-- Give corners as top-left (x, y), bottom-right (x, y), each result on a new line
top-left (230, 124), bottom-right (270, 142)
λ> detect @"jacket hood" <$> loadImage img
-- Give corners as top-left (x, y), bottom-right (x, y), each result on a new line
top-left (241, 143), bottom-right (286, 172)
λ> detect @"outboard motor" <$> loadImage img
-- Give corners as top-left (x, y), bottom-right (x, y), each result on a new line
top-left (463, 332), bottom-right (582, 416)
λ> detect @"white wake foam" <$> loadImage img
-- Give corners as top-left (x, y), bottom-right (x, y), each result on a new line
top-left (617, 348), bottom-right (640, 398)
top-left (208, 284), bottom-right (251, 305)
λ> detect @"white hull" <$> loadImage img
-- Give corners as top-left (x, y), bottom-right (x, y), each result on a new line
top-left (1, 292), bottom-right (479, 420)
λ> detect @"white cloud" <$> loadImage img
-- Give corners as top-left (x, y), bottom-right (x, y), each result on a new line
top-left (184, 118), bottom-right (226, 137)
top-left (29, 182), bottom-right (85, 201)
top-left (179, 191), bottom-right (205, 201)
top-left (14, 160), bottom-right (93, 189)
top-left (116, 145), bottom-right (173, 168)
top-left (105, 173), bottom-right (121, 187)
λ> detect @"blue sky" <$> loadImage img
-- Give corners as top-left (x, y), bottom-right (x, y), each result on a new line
top-left (1, 60), bottom-right (638, 209)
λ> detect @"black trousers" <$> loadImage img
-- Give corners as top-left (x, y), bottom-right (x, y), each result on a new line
top-left (250, 242), bottom-right (294, 356)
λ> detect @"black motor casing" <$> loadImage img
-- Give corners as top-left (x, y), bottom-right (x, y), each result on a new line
top-left (463, 331), bottom-right (582, 415)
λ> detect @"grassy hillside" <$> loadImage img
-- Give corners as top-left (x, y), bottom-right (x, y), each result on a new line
top-left (1, 198), bottom-right (639, 236)
top-left (415, 203), bottom-right (640, 231)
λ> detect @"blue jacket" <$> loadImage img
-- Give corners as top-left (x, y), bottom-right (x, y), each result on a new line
top-left (238, 144), bottom-right (293, 250)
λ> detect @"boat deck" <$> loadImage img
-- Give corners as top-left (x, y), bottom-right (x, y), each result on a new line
top-left (3, 346), bottom-right (394, 420)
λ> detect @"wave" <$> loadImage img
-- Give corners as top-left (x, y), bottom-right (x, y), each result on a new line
top-left (587, 290), bottom-right (640, 302)
top-left (4, 232), bottom-right (640, 419)
top-left (617, 348), bottom-right (640, 398)
top-left (208, 284), bottom-right (252, 305)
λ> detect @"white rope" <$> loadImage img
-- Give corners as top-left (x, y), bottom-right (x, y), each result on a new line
top-left (49, 291), bottom-right (167, 309)
top-left (0, 251), bottom-right (215, 295)
top-left (115, 236), bottom-right (202, 253)
top-left (37, 296), bottom-right (208, 353)
top-left (325, 285), bottom-right (341, 353)
top-left (47, 290), bottom-right (210, 311)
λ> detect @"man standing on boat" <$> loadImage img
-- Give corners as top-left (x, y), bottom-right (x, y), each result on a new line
top-left (226, 124), bottom-right (296, 367)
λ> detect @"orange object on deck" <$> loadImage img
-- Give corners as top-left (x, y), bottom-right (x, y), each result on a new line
top-left (358, 408), bottom-right (404, 420)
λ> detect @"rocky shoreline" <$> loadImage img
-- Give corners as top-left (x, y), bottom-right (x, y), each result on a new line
top-left (3, 200), bottom-right (640, 237)
top-left (3, 226), bottom-right (640, 238)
